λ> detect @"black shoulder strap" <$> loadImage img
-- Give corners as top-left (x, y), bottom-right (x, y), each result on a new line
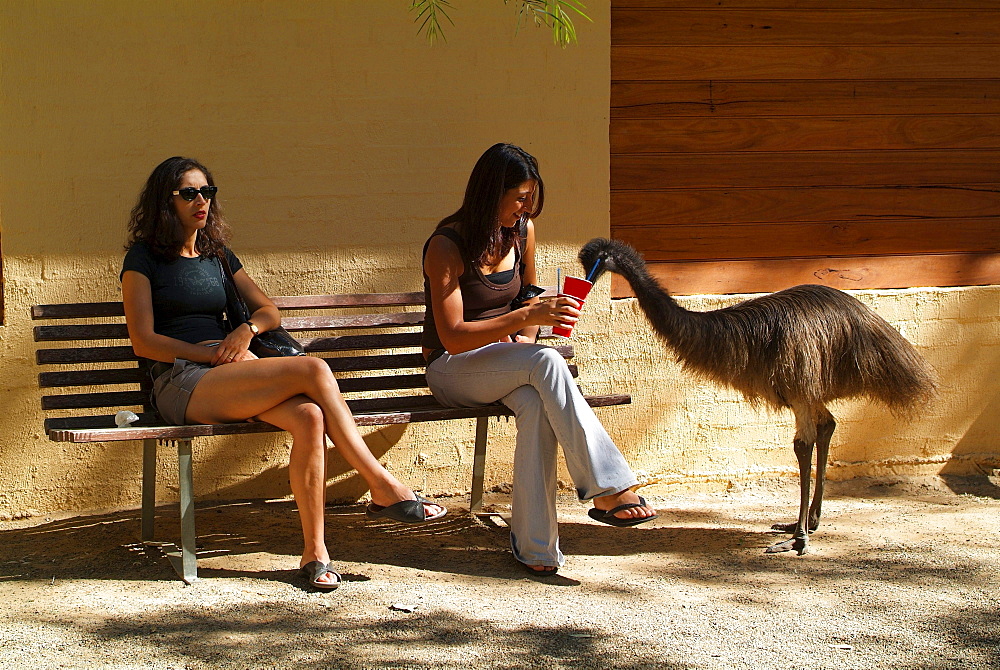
top-left (517, 218), bottom-right (528, 280)
top-left (218, 251), bottom-right (250, 326)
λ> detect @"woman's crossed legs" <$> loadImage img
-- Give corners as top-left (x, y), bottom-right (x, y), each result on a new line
top-left (186, 355), bottom-right (444, 585)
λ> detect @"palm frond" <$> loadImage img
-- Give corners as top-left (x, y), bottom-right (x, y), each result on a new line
top-left (410, 0), bottom-right (456, 45)
top-left (507, 0), bottom-right (590, 47)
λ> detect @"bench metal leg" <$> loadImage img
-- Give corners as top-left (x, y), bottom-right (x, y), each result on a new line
top-left (141, 438), bottom-right (157, 542)
top-left (471, 416), bottom-right (488, 512)
top-left (175, 438), bottom-right (198, 583)
top-left (157, 438), bottom-right (198, 584)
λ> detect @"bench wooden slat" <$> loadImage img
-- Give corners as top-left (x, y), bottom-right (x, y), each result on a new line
top-left (301, 332), bottom-right (421, 352)
top-left (282, 311), bottom-right (424, 331)
top-left (272, 292), bottom-right (426, 309)
top-left (30, 295), bottom-right (426, 320)
top-left (39, 367), bottom-right (146, 388)
top-left (337, 374), bottom-right (428, 393)
top-left (34, 312), bottom-right (425, 341)
top-left (43, 394), bottom-right (631, 443)
top-left (31, 290), bottom-right (559, 320)
top-left (35, 338), bottom-right (425, 364)
top-left (45, 413), bottom-right (162, 431)
top-left (36, 345), bottom-right (137, 365)
top-left (35, 323), bottom-right (130, 342)
top-left (321, 345), bottom-right (574, 373)
top-left (325, 353), bottom-right (426, 372)
top-left (42, 395), bottom-right (446, 433)
top-left (39, 362), bottom-right (580, 409)
top-left (32, 302), bottom-right (125, 319)
top-left (42, 390), bottom-right (149, 410)
top-left (39, 356), bottom-right (432, 387)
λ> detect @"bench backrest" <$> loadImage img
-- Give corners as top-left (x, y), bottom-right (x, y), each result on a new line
top-left (32, 290), bottom-right (572, 435)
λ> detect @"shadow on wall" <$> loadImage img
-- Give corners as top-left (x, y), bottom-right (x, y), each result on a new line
top-left (943, 380), bottom-right (1000, 496)
top-left (945, 289), bottom-right (1000, 487)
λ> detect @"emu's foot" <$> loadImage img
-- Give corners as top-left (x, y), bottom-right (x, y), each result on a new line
top-left (770, 521), bottom-right (818, 534)
top-left (765, 536), bottom-right (808, 555)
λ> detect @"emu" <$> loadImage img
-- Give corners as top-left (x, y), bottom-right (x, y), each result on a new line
top-left (579, 238), bottom-right (937, 555)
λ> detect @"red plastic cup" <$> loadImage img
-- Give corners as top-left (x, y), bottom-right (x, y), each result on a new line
top-left (552, 276), bottom-right (593, 338)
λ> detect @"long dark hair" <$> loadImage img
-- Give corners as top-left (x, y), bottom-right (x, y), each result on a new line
top-left (438, 143), bottom-right (544, 267)
top-left (126, 156), bottom-right (230, 260)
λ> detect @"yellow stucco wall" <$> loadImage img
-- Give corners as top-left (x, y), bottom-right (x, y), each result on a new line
top-left (1, 2), bottom-right (997, 520)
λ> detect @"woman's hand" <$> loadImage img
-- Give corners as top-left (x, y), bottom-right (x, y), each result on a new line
top-left (211, 323), bottom-right (258, 366)
top-left (525, 296), bottom-right (581, 329)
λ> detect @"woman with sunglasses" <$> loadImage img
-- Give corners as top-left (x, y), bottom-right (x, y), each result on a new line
top-left (121, 156), bottom-right (445, 591)
top-left (421, 143), bottom-right (656, 576)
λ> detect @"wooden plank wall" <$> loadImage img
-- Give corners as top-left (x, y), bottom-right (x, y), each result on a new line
top-left (611, 0), bottom-right (1000, 296)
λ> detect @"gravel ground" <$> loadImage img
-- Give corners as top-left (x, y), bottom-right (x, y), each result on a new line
top-left (1, 475), bottom-right (998, 669)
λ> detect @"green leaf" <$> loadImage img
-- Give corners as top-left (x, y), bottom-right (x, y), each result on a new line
top-left (411, 1), bottom-right (589, 47)
top-left (410, 0), bottom-right (456, 45)
top-left (507, 0), bottom-right (590, 47)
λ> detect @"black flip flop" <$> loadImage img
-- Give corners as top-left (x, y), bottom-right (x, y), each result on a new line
top-left (299, 561), bottom-right (341, 590)
top-left (366, 495), bottom-right (447, 524)
top-left (588, 495), bottom-right (658, 527)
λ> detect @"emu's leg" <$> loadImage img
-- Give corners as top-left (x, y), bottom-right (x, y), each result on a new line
top-left (765, 436), bottom-right (813, 555)
top-left (807, 409), bottom-right (836, 532)
top-left (767, 404), bottom-right (819, 555)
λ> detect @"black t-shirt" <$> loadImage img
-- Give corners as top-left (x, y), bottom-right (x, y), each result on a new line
top-left (120, 241), bottom-right (244, 344)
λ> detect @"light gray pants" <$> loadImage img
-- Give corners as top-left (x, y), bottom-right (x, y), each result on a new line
top-left (426, 342), bottom-right (638, 567)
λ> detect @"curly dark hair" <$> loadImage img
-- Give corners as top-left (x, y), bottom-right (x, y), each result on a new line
top-left (126, 156), bottom-right (231, 260)
top-left (438, 143), bottom-right (544, 267)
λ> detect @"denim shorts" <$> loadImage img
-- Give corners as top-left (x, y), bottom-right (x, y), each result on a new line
top-left (151, 359), bottom-right (212, 425)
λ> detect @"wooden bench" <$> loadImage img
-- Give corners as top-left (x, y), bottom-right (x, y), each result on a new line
top-left (32, 290), bottom-right (631, 583)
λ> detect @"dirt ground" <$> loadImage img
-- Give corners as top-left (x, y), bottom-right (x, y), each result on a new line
top-left (1, 475), bottom-right (998, 670)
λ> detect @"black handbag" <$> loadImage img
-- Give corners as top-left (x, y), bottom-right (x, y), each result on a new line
top-left (217, 252), bottom-right (306, 357)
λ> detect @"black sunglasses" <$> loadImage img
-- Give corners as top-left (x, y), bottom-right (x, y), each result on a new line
top-left (172, 185), bottom-right (218, 201)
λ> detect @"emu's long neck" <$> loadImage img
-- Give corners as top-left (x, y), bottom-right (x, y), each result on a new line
top-left (613, 256), bottom-right (696, 351)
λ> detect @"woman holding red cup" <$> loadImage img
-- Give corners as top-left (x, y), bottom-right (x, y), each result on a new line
top-left (421, 143), bottom-right (657, 576)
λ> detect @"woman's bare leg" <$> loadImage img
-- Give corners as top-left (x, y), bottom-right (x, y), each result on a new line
top-left (186, 356), bottom-right (442, 515)
top-left (254, 395), bottom-right (335, 584)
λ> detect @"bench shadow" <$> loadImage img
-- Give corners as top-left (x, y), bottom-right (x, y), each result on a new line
top-left (0, 498), bottom-right (773, 585)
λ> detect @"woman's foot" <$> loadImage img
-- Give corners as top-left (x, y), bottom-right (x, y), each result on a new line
top-left (366, 495), bottom-right (448, 523)
top-left (518, 560), bottom-right (559, 576)
top-left (300, 553), bottom-right (339, 589)
top-left (591, 490), bottom-right (657, 526)
top-left (370, 481), bottom-right (446, 520)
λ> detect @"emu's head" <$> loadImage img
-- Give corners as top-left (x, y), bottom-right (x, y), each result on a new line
top-left (578, 238), bottom-right (646, 283)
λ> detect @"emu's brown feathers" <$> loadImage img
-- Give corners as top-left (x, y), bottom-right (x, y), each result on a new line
top-left (580, 237), bottom-right (937, 554)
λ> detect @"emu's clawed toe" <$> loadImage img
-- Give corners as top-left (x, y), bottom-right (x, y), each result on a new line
top-left (765, 537), bottom-right (808, 555)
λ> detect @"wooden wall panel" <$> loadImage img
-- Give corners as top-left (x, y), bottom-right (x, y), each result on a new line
top-left (612, 186), bottom-right (1000, 226)
top-left (612, 47), bottom-right (1000, 81)
top-left (610, 1), bottom-right (1000, 296)
top-left (612, 151), bottom-right (1000, 190)
top-left (613, 10), bottom-right (1000, 46)
top-left (614, 219), bottom-right (1000, 260)
top-left (611, 253), bottom-right (1000, 296)
top-left (615, 2), bottom-right (1000, 10)
top-left (612, 81), bottom-right (1000, 118)
top-left (612, 116), bottom-right (1000, 153)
